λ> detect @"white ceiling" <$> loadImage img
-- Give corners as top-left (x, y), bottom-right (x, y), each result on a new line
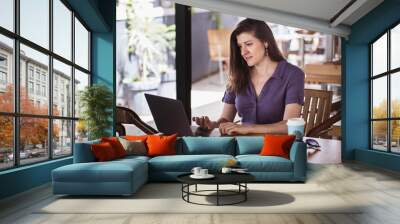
top-left (173, 0), bottom-right (384, 37)
top-left (226, 0), bottom-right (352, 22)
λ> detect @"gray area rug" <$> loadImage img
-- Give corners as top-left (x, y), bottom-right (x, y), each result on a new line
top-left (38, 183), bottom-right (362, 214)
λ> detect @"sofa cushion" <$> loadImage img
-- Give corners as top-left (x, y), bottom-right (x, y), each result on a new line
top-left (147, 134), bottom-right (177, 157)
top-left (101, 137), bottom-right (127, 158)
top-left (118, 137), bottom-right (147, 156)
top-left (91, 142), bottom-right (118, 161)
top-left (260, 135), bottom-right (296, 159)
top-left (148, 154), bottom-right (235, 172)
top-left (236, 155), bottom-right (293, 172)
top-left (236, 136), bottom-right (264, 155)
top-left (180, 137), bottom-right (235, 155)
top-left (73, 140), bottom-right (101, 163)
top-left (115, 155), bottom-right (150, 163)
top-left (124, 135), bottom-right (148, 141)
top-left (52, 159), bottom-right (147, 183)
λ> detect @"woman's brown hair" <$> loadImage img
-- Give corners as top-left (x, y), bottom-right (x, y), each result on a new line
top-left (228, 19), bottom-right (284, 94)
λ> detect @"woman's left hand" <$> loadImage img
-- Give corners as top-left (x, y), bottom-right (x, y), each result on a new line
top-left (219, 122), bottom-right (250, 135)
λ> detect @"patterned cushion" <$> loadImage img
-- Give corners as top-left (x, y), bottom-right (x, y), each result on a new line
top-left (118, 137), bottom-right (147, 156)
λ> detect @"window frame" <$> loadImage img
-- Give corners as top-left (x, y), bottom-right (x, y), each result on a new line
top-left (0, 0), bottom-right (92, 171)
top-left (370, 20), bottom-right (400, 154)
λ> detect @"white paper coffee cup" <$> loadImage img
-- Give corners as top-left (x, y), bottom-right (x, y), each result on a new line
top-left (287, 118), bottom-right (305, 139)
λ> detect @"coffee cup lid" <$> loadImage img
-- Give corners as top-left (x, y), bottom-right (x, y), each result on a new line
top-left (287, 118), bottom-right (305, 126)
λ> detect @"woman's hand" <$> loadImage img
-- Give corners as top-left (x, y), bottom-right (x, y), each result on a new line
top-left (192, 116), bottom-right (217, 130)
top-left (219, 122), bottom-right (250, 135)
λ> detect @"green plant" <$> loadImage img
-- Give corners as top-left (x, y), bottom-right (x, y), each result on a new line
top-left (79, 84), bottom-right (113, 140)
top-left (125, 0), bottom-right (175, 81)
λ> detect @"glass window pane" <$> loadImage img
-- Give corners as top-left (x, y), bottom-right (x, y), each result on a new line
top-left (75, 18), bottom-right (89, 70)
top-left (0, 116), bottom-right (14, 170)
top-left (75, 120), bottom-right (88, 143)
top-left (372, 77), bottom-right (387, 119)
top-left (53, 59), bottom-right (72, 117)
top-left (372, 33), bottom-right (387, 76)
top-left (0, 35), bottom-right (14, 113)
top-left (391, 24), bottom-right (400, 70)
top-left (74, 69), bottom-right (89, 118)
top-left (53, 0), bottom-right (72, 60)
top-left (391, 120), bottom-right (400, 153)
top-left (116, 0), bottom-right (177, 123)
top-left (20, 0), bottom-right (49, 49)
top-left (20, 44), bottom-right (49, 115)
top-left (53, 119), bottom-right (72, 158)
top-left (391, 72), bottom-right (400, 118)
top-left (372, 121), bottom-right (388, 151)
top-left (20, 117), bottom-right (49, 165)
top-left (0, 0), bottom-right (14, 31)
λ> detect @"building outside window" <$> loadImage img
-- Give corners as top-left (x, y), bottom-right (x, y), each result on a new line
top-left (35, 83), bottom-right (40, 95)
top-left (0, 54), bottom-right (7, 89)
top-left (28, 66), bottom-right (34, 79)
top-left (0, 71), bottom-right (6, 84)
top-left (35, 70), bottom-right (40, 81)
top-left (28, 81), bottom-right (34, 94)
top-left (41, 73), bottom-right (46, 83)
top-left (42, 85), bottom-right (46, 97)
top-left (0, 54), bottom-right (7, 67)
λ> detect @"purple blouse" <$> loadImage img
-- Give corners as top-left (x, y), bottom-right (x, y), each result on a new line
top-left (222, 60), bottom-right (304, 125)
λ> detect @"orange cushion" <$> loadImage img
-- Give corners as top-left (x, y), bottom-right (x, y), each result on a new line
top-left (91, 142), bottom-right (118, 161)
top-left (124, 135), bottom-right (148, 141)
top-left (259, 135), bottom-right (296, 159)
top-left (146, 134), bottom-right (177, 157)
top-left (101, 137), bottom-right (127, 158)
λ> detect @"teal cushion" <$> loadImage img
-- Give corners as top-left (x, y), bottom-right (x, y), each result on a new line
top-left (236, 136), bottom-right (264, 155)
top-left (52, 159), bottom-right (147, 183)
top-left (73, 139), bottom-right (101, 163)
top-left (236, 155), bottom-right (293, 172)
top-left (117, 155), bottom-right (150, 163)
top-left (148, 154), bottom-right (235, 172)
top-left (180, 137), bottom-right (235, 155)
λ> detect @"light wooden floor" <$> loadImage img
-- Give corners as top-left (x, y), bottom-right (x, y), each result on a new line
top-left (1, 162), bottom-right (400, 224)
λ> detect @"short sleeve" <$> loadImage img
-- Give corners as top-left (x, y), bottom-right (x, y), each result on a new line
top-left (222, 89), bottom-right (236, 104)
top-left (285, 68), bottom-right (305, 105)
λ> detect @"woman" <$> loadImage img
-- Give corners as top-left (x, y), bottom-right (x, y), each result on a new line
top-left (193, 18), bottom-right (304, 135)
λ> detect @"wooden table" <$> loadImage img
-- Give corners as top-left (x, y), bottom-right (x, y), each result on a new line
top-left (305, 137), bottom-right (341, 164)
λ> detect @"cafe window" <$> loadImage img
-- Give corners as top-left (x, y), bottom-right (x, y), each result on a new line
top-left (370, 23), bottom-right (400, 154)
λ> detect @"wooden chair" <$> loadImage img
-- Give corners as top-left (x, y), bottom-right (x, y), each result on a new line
top-left (301, 89), bottom-right (341, 139)
top-left (116, 106), bottom-right (159, 136)
top-left (304, 63), bottom-right (341, 85)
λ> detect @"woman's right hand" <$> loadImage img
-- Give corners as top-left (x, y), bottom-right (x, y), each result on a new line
top-left (192, 116), bottom-right (216, 130)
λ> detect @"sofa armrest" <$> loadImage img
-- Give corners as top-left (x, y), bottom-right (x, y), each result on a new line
top-left (73, 140), bottom-right (100, 163)
top-left (289, 141), bottom-right (307, 181)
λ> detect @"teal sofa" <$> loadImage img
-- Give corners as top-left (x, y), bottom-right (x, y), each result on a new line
top-left (52, 136), bottom-right (307, 196)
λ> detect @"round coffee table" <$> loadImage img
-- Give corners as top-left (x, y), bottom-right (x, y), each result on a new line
top-left (177, 173), bottom-right (255, 206)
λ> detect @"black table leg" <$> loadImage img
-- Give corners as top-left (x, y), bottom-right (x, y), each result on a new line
top-left (188, 184), bottom-right (190, 202)
top-left (245, 183), bottom-right (247, 201)
top-left (217, 184), bottom-right (219, 206)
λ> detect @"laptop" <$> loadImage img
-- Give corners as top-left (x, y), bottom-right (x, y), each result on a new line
top-left (145, 94), bottom-right (194, 136)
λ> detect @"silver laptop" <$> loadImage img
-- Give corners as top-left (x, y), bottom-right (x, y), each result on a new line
top-left (145, 94), bottom-right (194, 136)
